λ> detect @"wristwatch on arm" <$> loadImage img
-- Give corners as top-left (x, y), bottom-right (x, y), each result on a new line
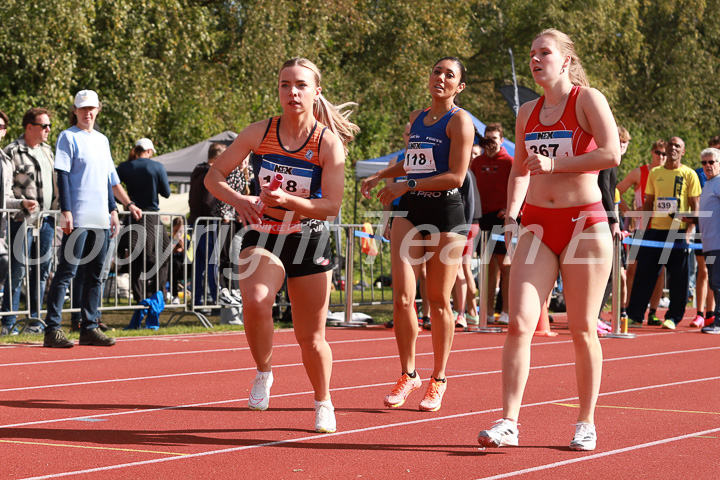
top-left (406, 179), bottom-right (417, 191)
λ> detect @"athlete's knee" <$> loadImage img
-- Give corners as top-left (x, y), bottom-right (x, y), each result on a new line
top-left (393, 291), bottom-right (416, 311)
top-left (241, 292), bottom-right (274, 318)
top-left (569, 326), bottom-right (598, 346)
top-left (505, 314), bottom-right (536, 337)
top-left (297, 332), bottom-right (328, 354)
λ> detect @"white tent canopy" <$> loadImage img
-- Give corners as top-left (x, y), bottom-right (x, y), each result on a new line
top-left (154, 131), bottom-right (237, 184)
top-left (354, 113), bottom-right (516, 178)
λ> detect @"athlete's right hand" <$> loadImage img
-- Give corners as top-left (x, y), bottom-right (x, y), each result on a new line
top-left (233, 195), bottom-right (262, 225)
top-left (360, 175), bottom-right (380, 199)
top-left (376, 181), bottom-right (407, 206)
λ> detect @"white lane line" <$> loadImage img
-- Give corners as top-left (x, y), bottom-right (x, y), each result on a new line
top-left (3, 343), bottom-right (718, 394)
top-left (474, 426), bottom-right (720, 479)
top-left (0, 335), bottom-right (405, 368)
top-left (14, 374), bottom-right (720, 480)
top-left (0, 328), bottom-right (681, 368)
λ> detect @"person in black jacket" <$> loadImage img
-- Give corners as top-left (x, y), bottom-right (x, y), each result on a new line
top-left (116, 138), bottom-right (172, 303)
top-left (188, 143), bottom-right (225, 306)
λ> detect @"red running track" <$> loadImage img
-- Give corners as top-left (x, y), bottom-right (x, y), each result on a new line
top-left (1, 310), bottom-right (719, 479)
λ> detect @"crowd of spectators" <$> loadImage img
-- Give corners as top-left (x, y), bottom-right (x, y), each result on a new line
top-left (1, 96), bottom-right (719, 346)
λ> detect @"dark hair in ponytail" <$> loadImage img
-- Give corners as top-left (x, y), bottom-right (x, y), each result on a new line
top-left (474, 129), bottom-right (495, 150)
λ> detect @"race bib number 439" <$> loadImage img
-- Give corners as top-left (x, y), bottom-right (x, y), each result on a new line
top-left (655, 197), bottom-right (678, 215)
top-left (404, 142), bottom-right (436, 174)
top-left (525, 130), bottom-right (573, 159)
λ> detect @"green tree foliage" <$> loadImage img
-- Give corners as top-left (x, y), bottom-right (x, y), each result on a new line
top-left (1, 0), bottom-right (719, 217)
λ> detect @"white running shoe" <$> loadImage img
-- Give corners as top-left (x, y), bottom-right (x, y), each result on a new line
top-left (497, 312), bottom-right (509, 325)
top-left (477, 418), bottom-right (519, 447)
top-left (230, 289), bottom-right (244, 303)
top-left (219, 288), bottom-right (241, 306)
top-left (315, 401), bottom-right (336, 433)
top-left (248, 371), bottom-right (273, 411)
top-left (570, 422), bottom-right (597, 451)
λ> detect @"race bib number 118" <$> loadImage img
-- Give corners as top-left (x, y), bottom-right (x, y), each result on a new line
top-left (404, 142), bottom-right (436, 174)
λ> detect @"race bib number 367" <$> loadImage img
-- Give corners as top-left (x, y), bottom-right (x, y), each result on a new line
top-left (404, 142), bottom-right (436, 174)
top-left (525, 130), bottom-right (573, 159)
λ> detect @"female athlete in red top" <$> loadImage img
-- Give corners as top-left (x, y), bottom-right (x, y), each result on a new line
top-left (477, 29), bottom-right (621, 452)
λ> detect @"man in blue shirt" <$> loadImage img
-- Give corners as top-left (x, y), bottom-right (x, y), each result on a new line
top-left (117, 138), bottom-right (172, 302)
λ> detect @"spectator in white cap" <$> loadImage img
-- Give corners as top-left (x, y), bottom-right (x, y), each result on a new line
top-left (42, 89), bottom-right (138, 348)
top-left (117, 137), bottom-right (171, 302)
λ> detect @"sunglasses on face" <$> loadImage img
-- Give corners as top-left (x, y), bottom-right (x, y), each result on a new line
top-left (31, 122), bottom-right (52, 129)
top-left (701, 160), bottom-right (717, 166)
top-left (653, 150), bottom-right (666, 156)
top-left (0, 124), bottom-right (6, 130)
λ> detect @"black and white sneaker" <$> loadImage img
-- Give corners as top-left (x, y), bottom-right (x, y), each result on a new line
top-left (701, 324), bottom-right (720, 334)
top-left (477, 418), bottom-right (519, 447)
top-left (219, 288), bottom-right (241, 306)
top-left (570, 422), bottom-right (597, 451)
top-left (230, 289), bottom-right (243, 303)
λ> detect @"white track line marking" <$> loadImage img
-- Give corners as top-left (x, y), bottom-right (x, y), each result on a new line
top-left (0, 328), bottom-right (678, 367)
top-left (0, 335), bottom-right (404, 368)
top-left (3, 344), bottom-right (718, 394)
top-left (474, 426), bottom-right (720, 479)
top-left (15, 374), bottom-right (720, 480)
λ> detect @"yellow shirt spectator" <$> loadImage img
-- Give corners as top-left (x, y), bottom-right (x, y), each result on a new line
top-left (645, 164), bottom-right (701, 230)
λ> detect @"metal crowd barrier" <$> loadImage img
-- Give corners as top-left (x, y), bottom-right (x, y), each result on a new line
top-left (0, 208), bottom-right (204, 333)
top-left (5, 206), bottom-right (698, 335)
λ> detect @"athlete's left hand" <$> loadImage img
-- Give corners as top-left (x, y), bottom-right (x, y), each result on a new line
top-left (610, 222), bottom-right (621, 240)
top-left (524, 153), bottom-right (553, 175)
top-left (258, 183), bottom-right (287, 208)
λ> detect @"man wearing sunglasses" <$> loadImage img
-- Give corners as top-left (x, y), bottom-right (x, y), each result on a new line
top-left (1, 108), bottom-right (57, 335)
top-left (626, 136), bottom-right (701, 330)
top-left (698, 148), bottom-right (720, 334)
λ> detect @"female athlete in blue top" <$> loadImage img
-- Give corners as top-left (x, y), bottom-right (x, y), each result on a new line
top-left (361, 57), bottom-right (478, 412)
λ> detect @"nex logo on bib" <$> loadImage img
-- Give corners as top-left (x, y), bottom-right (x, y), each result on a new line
top-left (274, 165), bottom-right (294, 175)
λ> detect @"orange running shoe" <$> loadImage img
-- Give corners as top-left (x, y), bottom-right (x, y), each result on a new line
top-left (384, 373), bottom-right (422, 408)
top-left (419, 377), bottom-right (447, 412)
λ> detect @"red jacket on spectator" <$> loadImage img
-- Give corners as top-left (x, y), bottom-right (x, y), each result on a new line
top-left (470, 146), bottom-right (513, 215)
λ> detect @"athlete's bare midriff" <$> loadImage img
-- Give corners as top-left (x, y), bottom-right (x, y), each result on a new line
top-left (525, 172), bottom-right (602, 208)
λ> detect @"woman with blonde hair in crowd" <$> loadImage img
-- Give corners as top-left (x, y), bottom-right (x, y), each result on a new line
top-left (205, 58), bottom-right (358, 433)
top-left (477, 29), bottom-right (620, 451)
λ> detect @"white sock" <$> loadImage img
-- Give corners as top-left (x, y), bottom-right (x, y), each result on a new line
top-left (257, 369), bottom-right (272, 379)
top-left (314, 399), bottom-right (333, 409)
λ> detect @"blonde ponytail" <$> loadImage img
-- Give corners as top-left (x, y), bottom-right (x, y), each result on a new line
top-left (314, 94), bottom-right (360, 152)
